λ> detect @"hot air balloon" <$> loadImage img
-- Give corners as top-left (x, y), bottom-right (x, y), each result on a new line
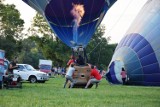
top-left (22, 0), bottom-right (116, 47)
top-left (22, 0), bottom-right (117, 88)
top-left (107, 0), bottom-right (160, 86)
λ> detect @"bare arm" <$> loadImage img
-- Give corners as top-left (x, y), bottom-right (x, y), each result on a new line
top-left (9, 64), bottom-right (18, 69)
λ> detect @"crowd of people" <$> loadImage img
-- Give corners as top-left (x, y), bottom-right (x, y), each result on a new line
top-left (51, 66), bottom-right (66, 77)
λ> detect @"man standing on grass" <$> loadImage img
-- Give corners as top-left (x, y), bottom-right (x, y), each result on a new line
top-left (85, 65), bottom-right (102, 89)
top-left (63, 64), bottom-right (75, 88)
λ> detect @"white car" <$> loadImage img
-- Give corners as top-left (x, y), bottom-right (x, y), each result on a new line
top-left (13, 64), bottom-right (49, 83)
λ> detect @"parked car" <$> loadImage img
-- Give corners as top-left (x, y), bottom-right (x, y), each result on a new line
top-left (13, 64), bottom-right (49, 83)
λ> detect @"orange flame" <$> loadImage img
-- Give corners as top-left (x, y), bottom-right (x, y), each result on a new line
top-left (71, 3), bottom-right (85, 26)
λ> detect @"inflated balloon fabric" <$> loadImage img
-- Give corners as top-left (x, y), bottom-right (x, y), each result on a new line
top-left (107, 0), bottom-right (160, 86)
top-left (22, 0), bottom-right (116, 48)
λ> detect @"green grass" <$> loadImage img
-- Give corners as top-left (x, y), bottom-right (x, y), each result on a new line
top-left (0, 77), bottom-right (160, 107)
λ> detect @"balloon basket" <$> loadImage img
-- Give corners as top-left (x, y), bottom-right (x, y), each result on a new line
top-left (68, 65), bottom-right (93, 88)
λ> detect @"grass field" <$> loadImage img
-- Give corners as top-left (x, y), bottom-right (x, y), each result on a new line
top-left (0, 76), bottom-right (160, 107)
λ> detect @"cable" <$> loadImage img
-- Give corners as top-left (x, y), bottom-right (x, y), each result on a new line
top-left (87, 0), bottom-right (133, 56)
top-left (97, 42), bottom-right (102, 64)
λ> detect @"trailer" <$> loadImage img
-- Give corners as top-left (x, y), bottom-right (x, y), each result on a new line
top-left (39, 59), bottom-right (52, 76)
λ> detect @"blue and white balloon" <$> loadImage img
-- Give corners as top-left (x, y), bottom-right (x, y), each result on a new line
top-left (107, 0), bottom-right (160, 86)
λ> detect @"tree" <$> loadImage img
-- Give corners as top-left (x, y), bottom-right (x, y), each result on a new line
top-left (29, 13), bottom-right (55, 40)
top-left (87, 25), bottom-right (117, 69)
top-left (18, 37), bottom-right (44, 68)
top-left (29, 13), bottom-right (71, 67)
top-left (30, 35), bottom-right (71, 67)
top-left (0, 1), bottom-right (24, 59)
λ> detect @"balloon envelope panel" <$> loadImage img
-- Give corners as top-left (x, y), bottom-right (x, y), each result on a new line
top-left (107, 0), bottom-right (160, 86)
top-left (22, 0), bottom-right (116, 48)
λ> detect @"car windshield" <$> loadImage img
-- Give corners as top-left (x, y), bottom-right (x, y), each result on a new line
top-left (40, 65), bottom-right (51, 70)
top-left (24, 65), bottom-right (36, 71)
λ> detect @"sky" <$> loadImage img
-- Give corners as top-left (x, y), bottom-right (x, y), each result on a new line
top-left (4, 0), bottom-right (147, 44)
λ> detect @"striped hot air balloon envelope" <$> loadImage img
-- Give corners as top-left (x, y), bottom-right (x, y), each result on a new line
top-left (107, 0), bottom-right (160, 86)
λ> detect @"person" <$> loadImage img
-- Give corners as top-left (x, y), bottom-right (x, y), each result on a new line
top-left (8, 57), bottom-right (19, 74)
top-left (120, 67), bottom-right (127, 85)
top-left (57, 66), bottom-right (62, 75)
top-left (85, 65), bottom-right (102, 89)
top-left (63, 64), bottom-right (76, 88)
top-left (61, 67), bottom-right (66, 77)
top-left (67, 55), bottom-right (75, 66)
top-left (76, 55), bottom-right (85, 65)
top-left (52, 66), bottom-right (58, 77)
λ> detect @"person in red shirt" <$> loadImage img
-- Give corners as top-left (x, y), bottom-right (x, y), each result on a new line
top-left (67, 55), bottom-right (75, 66)
top-left (85, 65), bottom-right (102, 89)
top-left (121, 67), bottom-right (127, 85)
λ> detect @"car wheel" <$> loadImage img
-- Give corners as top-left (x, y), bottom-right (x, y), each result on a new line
top-left (29, 76), bottom-right (37, 83)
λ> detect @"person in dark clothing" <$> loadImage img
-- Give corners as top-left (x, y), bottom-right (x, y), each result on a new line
top-left (76, 55), bottom-right (85, 65)
top-left (8, 57), bottom-right (18, 74)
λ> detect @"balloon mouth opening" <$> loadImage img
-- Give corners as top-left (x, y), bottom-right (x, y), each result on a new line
top-left (70, 41), bottom-right (84, 47)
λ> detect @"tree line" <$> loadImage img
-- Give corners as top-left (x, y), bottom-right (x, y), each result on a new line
top-left (0, 1), bottom-right (117, 70)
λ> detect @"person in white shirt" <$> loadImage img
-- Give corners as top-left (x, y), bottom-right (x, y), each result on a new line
top-left (63, 64), bottom-right (75, 88)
